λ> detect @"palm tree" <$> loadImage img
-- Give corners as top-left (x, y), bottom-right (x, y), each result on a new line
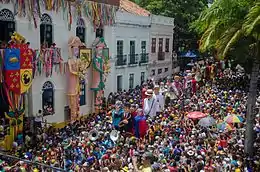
top-left (192, 0), bottom-right (260, 157)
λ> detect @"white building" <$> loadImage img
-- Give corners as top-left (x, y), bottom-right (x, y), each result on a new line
top-left (0, 2), bottom-right (118, 123)
top-left (104, 1), bottom-right (176, 95)
top-left (104, 5), bottom-right (151, 95)
top-left (148, 15), bottom-right (175, 80)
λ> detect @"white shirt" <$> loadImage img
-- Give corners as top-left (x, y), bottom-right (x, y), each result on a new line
top-left (35, 113), bottom-right (42, 122)
top-left (154, 94), bottom-right (164, 112)
top-left (143, 97), bottom-right (158, 117)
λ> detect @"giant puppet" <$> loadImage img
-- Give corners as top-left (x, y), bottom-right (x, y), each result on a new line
top-left (67, 36), bottom-right (92, 120)
top-left (91, 37), bottom-right (110, 112)
top-left (0, 32), bottom-right (33, 150)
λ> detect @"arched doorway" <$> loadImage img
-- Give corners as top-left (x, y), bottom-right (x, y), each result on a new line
top-left (76, 18), bottom-right (86, 43)
top-left (0, 9), bottom-right (15, 44)
top-left (42, 81), bottom-right (54, 116)
top-left (40, 13), bottom-right (53, 48)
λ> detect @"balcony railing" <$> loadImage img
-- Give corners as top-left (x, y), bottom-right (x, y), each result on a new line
top-left (158, 52), bottom-right (165, 61)
top-left (128, 54), bottom-right (139, 65)
top-left (139, 53), bottom-right (149, 64)
top-left (115, 55), bottom-right (127, 66)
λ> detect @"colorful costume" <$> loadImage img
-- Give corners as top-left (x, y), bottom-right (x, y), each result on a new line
top-left (134, 115), bottom-right (148, 138)
top-left (112, 108), bottom-right (124, 129)
top-left (91, 38), bottom-right (110, 111)
top-left (67, 36), bottom-right (83, 120)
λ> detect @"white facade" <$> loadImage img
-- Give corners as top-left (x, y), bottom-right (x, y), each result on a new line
top-left (104, 11), bottom-right (150, 96)
top-left (0, 4), bottom-right (95, 123)
top-left (148, 15), bottom-right (175, 80)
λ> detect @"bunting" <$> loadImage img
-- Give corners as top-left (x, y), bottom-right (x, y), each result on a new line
top-left (0, 0), bottom-right (118, 29)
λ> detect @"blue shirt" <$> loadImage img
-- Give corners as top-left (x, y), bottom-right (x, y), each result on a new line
top-left (112, 109), bottom-right (124, 127)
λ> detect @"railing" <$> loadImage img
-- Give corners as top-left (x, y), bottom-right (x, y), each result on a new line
top-left (158, 52), bottom-right (165, 61)
top-left (115, 54), bottom-right (127, 66)
top-left (128, 54), bottom-right (139, 65)
top-left (139, 53), bottom-right (149, 64)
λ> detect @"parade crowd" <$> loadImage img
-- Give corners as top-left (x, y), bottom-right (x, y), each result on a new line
top-left (0, 60), bottom-right (260, 172)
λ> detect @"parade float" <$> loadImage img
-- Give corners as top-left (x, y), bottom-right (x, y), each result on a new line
top-left (0, 32), bottom-right (34, 150)
top-left (91, 37), bottom-right (110, 112)
top-left (67, 36), bottom-right (92, 121)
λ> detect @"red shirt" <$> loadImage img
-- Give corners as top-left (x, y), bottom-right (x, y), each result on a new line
top-left (142, 88), bottom-right (147, 100)
top-left (191, 79), bottom-right (197, 94)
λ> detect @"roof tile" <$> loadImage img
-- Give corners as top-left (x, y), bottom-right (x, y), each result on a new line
top-left (120, 0), bottom-right (150, 16)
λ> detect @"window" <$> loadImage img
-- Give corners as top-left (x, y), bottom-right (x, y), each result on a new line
top-left (165, 38), bottom-right (170, 52)
top-left (151, 70), bottom-right (155, 76)
top-left (129, 41), bottom-right (136, 64)
top-left (116, 40), bottom-right (125, 65)
top-left (151, 38), bottom-right (156, 53)
top-left (96, 27), bottom-right (103, 38)
top-left (117, 75), bottom-right (123, 91)
top-left (165, 68), bottom-right (168, 72)
top-left (130, 41), bottom-right (135, 54)
top-left (158, 38), bottom-right (163, 52)
top-left (42, 81), bottom-right (54, 116)
top-left (129, 74), bottom-right (134, 89)
top-left (141, 41), bottom-right (146, 53)
top-left (40, 13), bottom-right (53, 48)
top-left (117, 40), bottom-right (124, 55)
top-left (141, 72), bottom-right (145, 84)
top-left (158, 68), bottom-right (162, 74)
top-left (76, 18), bottom-right (86, 43)
top-left (0, 9), bottom-right (15, 44)
top-left (79, 79), bottom-right (86, 106)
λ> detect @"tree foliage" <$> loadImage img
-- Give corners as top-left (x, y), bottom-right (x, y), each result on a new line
top-left (192, 0), bottom-right (260, 156)
top-left (132, 0), bottom-right (208, 51)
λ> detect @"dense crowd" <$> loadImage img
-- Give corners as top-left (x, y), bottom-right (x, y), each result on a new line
top-left (0, 60), bottom-right (260, 172)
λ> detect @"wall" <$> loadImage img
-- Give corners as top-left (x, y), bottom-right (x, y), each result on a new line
top-left (104, 11), bottom-right (150, 95)
top-left (148, 15), bottom-right (174, 80)
top-left (0, 4), bottom-right (94, 123)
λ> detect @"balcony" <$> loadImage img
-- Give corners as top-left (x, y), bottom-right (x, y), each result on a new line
top-left (139, 53), bottom-right (149, 65)
top-left (128, 54), bottom-right (139, 65)
top-left (158, 52), bottom-right (165, 61)
top-left (115, 55), bottom-right (127, 66)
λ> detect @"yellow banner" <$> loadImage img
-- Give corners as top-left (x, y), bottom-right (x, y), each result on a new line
top-left (20, 69), bottom-right (33, 93)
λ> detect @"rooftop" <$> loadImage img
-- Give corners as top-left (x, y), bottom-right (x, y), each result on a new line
top-left (119, 0), bottom-right (150, 16)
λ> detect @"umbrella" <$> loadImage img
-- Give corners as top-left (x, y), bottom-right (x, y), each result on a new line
top-left (198, 116), bottom-right (216, 127)
top-left (187, 111), bottom-right (207, 119)
top-left (224, 114), bottom-right (243, 123)
top-left (217, 122), bottom-right (234, 131)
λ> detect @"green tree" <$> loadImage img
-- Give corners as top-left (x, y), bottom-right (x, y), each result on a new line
top-left (192, 0), bottom-right (260, 157)
top-left (134, 0), bottom-right (208, 52)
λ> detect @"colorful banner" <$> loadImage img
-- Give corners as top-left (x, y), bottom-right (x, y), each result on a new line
top-left (4, 48), bottom-right (33, 94)
top-left (20, 48), bottom-right (33, 93)
top-left (4, 49), bottom-right (21, 94)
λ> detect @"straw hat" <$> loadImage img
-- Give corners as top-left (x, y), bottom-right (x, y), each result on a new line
top-left (145, 89), bottom-right (154, 96)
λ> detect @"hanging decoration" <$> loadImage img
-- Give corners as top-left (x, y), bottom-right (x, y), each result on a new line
top-left (91, 37), bottom-right (110, 112)
top-left (0, 32), bottom-right (35, 149)
top-left (0, 0), bottom-right (118, 29)
top-left (33, 44), bottom-right (64, 77)
top-left (79, 48), bottom-right (92, 79)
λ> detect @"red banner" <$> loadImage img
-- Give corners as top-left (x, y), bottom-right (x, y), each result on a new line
top-left (5, 70), bottom-right (20, 93)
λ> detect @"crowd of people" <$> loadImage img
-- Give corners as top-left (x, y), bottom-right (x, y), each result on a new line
top-left (0, 60), bottom-right (260, 172)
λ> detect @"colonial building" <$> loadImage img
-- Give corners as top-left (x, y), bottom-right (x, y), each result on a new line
top-left (104, 0), bottom-right (151, 95)
top-left (148, 15), bottom-right (175, 80)
top-left (0, 1), bottom-right (119, 123)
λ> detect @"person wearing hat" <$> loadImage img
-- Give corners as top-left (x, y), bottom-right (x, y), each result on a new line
top-left (112, 101), bottom-right (124, 130)
top-left (153, 85), bottom-right (165, 115)
top-left (143, 89), bottom-right (157, 118)
top-left (132, 151), bottom-right (153, 172)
